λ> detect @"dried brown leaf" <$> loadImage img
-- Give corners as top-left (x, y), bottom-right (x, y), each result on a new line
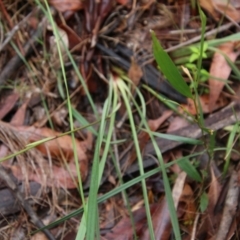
top-left (16, 126), bottom-right (88, 160)
top-left (0, 92), bottom-right (19, 120)
top-left (209, 42), bottom-right (240, 111)
top-left (0, 122), bottom-right (91, 188)
top-left (48, 0), bottom-right (83, 12)
top-left (31, 232), bottom-right (48, 240)
top-left (199, 0), bottom-right (220, 20)
top-left (200, 0), bottom-right (240, 21)
top-left (208, 166), bottom-right (222, 213)
top-left (213, 0), bottom-right (240, 21)
top-left (180, 95), bottom-right (228, 115)
top-left (10, 98), bottom-right (29, 126)
top-left (128, 57), bottom-right (143, 87)
top-left (116, 0), bottom-right (130, 5)
top-left (103, 204), bottom-right (158, 240)
top-left (11, 163), bottom-right (76, 189)
top-left (167, 116), bottom-right (189, 133)
top-left (148, 110), bottom-right (173, 132)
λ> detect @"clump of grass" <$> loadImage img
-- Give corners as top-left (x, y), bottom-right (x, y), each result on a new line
top-left (3, 1), bottom-right (240, 239)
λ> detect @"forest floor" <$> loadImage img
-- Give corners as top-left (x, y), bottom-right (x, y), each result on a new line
top-left (1, 0), bottom-right (240, 239)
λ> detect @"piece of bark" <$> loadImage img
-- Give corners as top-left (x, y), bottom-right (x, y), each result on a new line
top-left (0, 165), bottom-right (55, 240)
top-left (144, 101), bottom-right (240, 156)
top-left (0, 181), bottom-right (41, 216)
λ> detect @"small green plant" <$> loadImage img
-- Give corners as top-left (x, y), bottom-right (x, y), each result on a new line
top-left (185, 63), bottom-right (209, 83)
top-left (151, 31), bottom-right (193, 99)
top-left (189, 43), bottom-right (208, 63)
top-left (200, 192), bottom-right (209, 212)
top-left (184, 43), bottom-right (209, 89)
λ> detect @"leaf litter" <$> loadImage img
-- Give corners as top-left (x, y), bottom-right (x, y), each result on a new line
top-left (1, 0), bottom-right (240, 239)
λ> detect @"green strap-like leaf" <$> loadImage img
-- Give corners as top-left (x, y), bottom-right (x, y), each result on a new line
top-left (177, 158), bottom-right (202, 182)
top-left (151, 31), bottom-right (193, 98)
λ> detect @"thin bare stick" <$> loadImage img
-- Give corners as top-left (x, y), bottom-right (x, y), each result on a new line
top-left (0, 7), bottom-right (40, 52)
top-left (0, 165), bottom-right (55, 240)
top-left (165, 21), bottom-right (237, 53)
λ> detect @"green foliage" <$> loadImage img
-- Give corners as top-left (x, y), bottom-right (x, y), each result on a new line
top-left (223, 123), bottom-right (239, 176)
top-left (151, 31), bottom-right (193, 98)
top-left (189, 43), bottom-right (208, 63)
top-left (151, 132), bottom-right (203, 145)
top-left (185, 63), bottom-right (209, 83)
top-left (200, 192), bottom-right (209, 212)
top-left (177, 158), bottom-right (202, 182)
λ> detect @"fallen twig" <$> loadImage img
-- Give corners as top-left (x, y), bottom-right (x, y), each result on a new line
top-left (214, 169), bottom-right (239, 240)
top-left (0, 165), bottom-right (55, 240)
top-left (0, 7), bottom-right (40, 52)
top-left (96, 42), bottom-right (187, 103)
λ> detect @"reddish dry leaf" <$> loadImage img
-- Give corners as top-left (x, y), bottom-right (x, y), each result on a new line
top-left (11, 160), bottom-right (84, 189)
top-left (0, 144), bottom-right (8, 160)
top-left (48, 0), bottom-right (83, 12)
top-left (0, 92), bottom-right (19, 120)
top-left (128, 57), bottom-right (143, 87)
top-left (167, 116), bottom-right (189, 133)
top-left (0, 99), bottom-right (29, 171)
top-left (103, 204), bottom-right (158, 240)
top-left (62, 231), bottom-right (77, 240)
top-left (148, 110), bottom-right (173, 132)
top-left (200, 0), bottom-right (240, 21)
top-left (208, 167), bottom-right (222, 214)
top-left (208, 42), bottom-right (240, 111)
top-left (30, 232), bottom-right (48, 240)
top-left (199, 0), bottom-right (220, 20)
top-left (13, 164), bottom-right (78, 189)
top-left (0, 98), bottom-right (28, 168)
top-left (4, 124), bottom-right (92, 188)
top-left (169, 150), bottom-right (182, 174)
top-left (172, 172), bottom-right (187, 209)
top-left (10, 98), bottom-right (29, 126)
top-left (214, 0), bottom-right (240, 21)
top-left (15, 125), bottom-right (90, 163)
top-left (180, 95), bottom-right (228, 115)
top-left (28, 16), bottom-right (39, 29)
top-left (116, 0), bottom-right (130, 5)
